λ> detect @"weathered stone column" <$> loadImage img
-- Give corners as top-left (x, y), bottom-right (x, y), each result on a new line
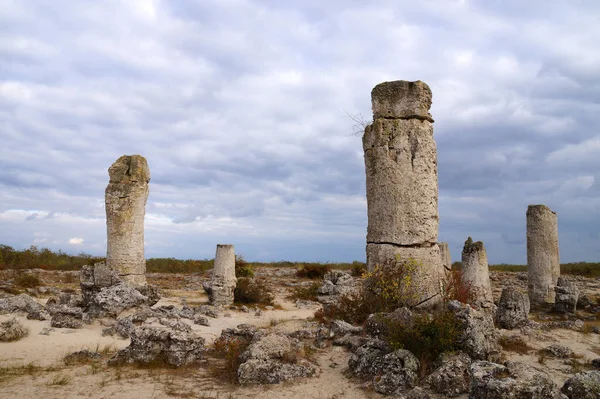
top-left (363, 80), bottom-right (444, 307)
top-left (206, 244), bottom-right (237, 306)
top-left (527, 204), bottom-right (560, 306)
top-left (461, 237), bottom-right (493, 308)
top-left (105, 155), bottom-right (150, 286)
top-left (439, 242), bottom-right (452, 271)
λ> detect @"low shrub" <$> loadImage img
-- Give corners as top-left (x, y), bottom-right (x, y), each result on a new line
top-left (442, 268), bottom-right (472, 304)
top-left (235, 255), bottom-right (254, 278)
top-left (350, 261), bottom-right (367, 277)
top-left (212, 335), bottom-right (251, 381)
top-left (498, 335), bottom-right (532, 355)
top-left (296, 263), bottom-right (331, 279)
top-left (288, 282), bottom-right (321, 301)
top-left (316, 257), bottom-right (423, 325)
top-left (384, 311), bottom-right (462, 377)
top-left (234, 278), bottom-right (274, 305)
top-left (0, 318), bottom-right (29, 342)
top-left (15, 273), bottom-right (41, 288)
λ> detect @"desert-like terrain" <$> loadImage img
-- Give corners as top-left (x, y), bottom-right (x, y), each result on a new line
top-left (1, 267), bottom-right (600, 398)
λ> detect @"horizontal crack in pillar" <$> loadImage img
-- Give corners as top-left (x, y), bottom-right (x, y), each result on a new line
top-left (367, 241), bottom-right (437, 248)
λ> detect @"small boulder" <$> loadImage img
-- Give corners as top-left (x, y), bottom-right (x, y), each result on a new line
top-left (495, 287), bottom-right (530, 329)
top-left (470, 360), bottom-right (562, 398)
top-left (561, 371), bottom-right (600, 399)
top-left (348, 339), bottom-right (392, 378)
top-left (237, 358), bottom-right (318, 384)
top-left (554, 277), bottom-right (579, 314)
top-left (448, 300), bottom-right (501, 362)
top-left (425, 351), bottom-right (471, 397)
top-left (0, 294), bottom-right (50, 320)
top-left (0, 318), bottom-right (28, 341)
top-left (51, 314), bottom-right (83, 329)
top-left (540, 344), bottom-right (574, 359)
top-left (109, 326), bottom-right (205, 367)
top-left (237, 332), bottom-right (318, 384)
top-left (93, 283), bottom-right (153, 317)
top-left (372, 349), bottom-right (420, 396)
top-left (330, 320), bottom-right (362, 337)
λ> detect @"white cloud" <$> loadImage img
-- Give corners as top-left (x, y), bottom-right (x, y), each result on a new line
top-left (0, 0), bottom-right (599, 263)
top-left (68, 237), bottom-right (84, 245)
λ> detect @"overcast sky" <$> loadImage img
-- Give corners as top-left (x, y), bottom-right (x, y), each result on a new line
top-left (1, 0), bottom-right (599, 264)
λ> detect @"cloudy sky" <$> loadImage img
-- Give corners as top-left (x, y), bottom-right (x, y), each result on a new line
top-left (1, 0), bottom-right (599, 264)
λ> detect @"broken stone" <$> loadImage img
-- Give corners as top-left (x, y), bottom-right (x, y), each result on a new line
top-left (237, 333), bottom-right (318, 384)
top-left (51, 314), bottom-right (83, 329)
top-left (461, 237), bottom-right (493, 308)
top-left (448, 300), bottom-right (501, 362)
top-left (109, 326), bottom-right (205, 367)
top-left (372, 349), bottom-right (420, 395)
top-left (561, 371), bottom-right (600, 399)
top-left (204, 244), bottom-right (237, 306)
top-left (470, 360), bottom-right (562, 398)
top-left (330, 320), bottom-right (362, 337)
top-left (0, 318), bottom-right (28, 342)
top-left (540, 344), bottom-right (574, 359)
top-left (425, 351), bottom-right (471, 397)
top-left (495, 287), bottom-right (530, 329)
top-left (554, 277), bottom-right (579, 314)
top-left (0, 293), bottom-right (50, 320)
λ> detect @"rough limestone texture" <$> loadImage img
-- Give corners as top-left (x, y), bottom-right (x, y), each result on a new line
top-left (439, 242), bottom-right (452, 271)
top-left (527, 204), bottom-right (560, 306)
top-left (366, 243), bottom-right (444, 307)
top-left (554, 276), bottom-right (579, 314)
top-left (364, 80), bottom-right (444, 308)
top-left (205, 244), bottom-right (237, 306)
top-left (371, 80), bottom-right (433, 121)
top-left (105, 155), bottom-right (150, 286)
top-left (470, 361), bottom-right (562, 398)
top-left (495, 287), bottom-right (530, 330)
top-left (461, 237), bottom-right (493, 309)
top-left (80, 262), bottom-right (122, 305)
top-left (363, 118), bottom-right (438, 245)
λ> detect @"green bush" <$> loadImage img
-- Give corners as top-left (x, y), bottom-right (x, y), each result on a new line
top-left (15, 273), bottom-right (41, 288)
top-left (296, 263), bottom-right (331, 279)
top-left (288, 282), bottom-right (321, 301)
top-left (350, 261), bottom-right (367, 277)
top-left (384, 311), bottom-right (462, 377)
top-left (234, 278), bottom-right (274, 305)
top-left (316, 257), bottom-right (422, 325)
top-left (235, 255), bottom-right (254, 278)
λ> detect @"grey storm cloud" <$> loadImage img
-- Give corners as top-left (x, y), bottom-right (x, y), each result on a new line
top-left (1, 0), bottom-right (599, 263)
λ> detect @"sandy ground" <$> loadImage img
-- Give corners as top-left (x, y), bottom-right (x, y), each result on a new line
top-left (0, 268), bottom-right (599, 398)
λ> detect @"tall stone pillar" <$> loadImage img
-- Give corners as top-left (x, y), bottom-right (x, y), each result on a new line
top-left (363, 80), bottom-right (444, 307)
top-left (527, 204), bottom-right (560, 306)
top-left (439, 242), bottom-right (452, 271)
top-left (205, 244), bottom-right (237, 306)
top-left (461, 237), bottom-right (493, 309)
top-left (105, 155), bottom-right (150, 286)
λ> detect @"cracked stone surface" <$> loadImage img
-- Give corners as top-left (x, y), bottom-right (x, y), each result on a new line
top-left (363, 80), bottom-right (444, 308)
top-left (527, 204), bottom-right (560, 306)
top-left (105, 155), bottom-right (150, 286)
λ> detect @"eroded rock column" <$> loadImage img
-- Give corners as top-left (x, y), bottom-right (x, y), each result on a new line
top-left (207, 244), bottom-right (237, 306)
top-left (461, 237), bottom-right (493, 309)
top-left (105, 155), bottom-right (150, 286)
top-left (364, 80), bottom-right (444, 307)
top-left (439, 242), bottom-right (452, 271)
top-left (527, 204), bottom-right (560, 306)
